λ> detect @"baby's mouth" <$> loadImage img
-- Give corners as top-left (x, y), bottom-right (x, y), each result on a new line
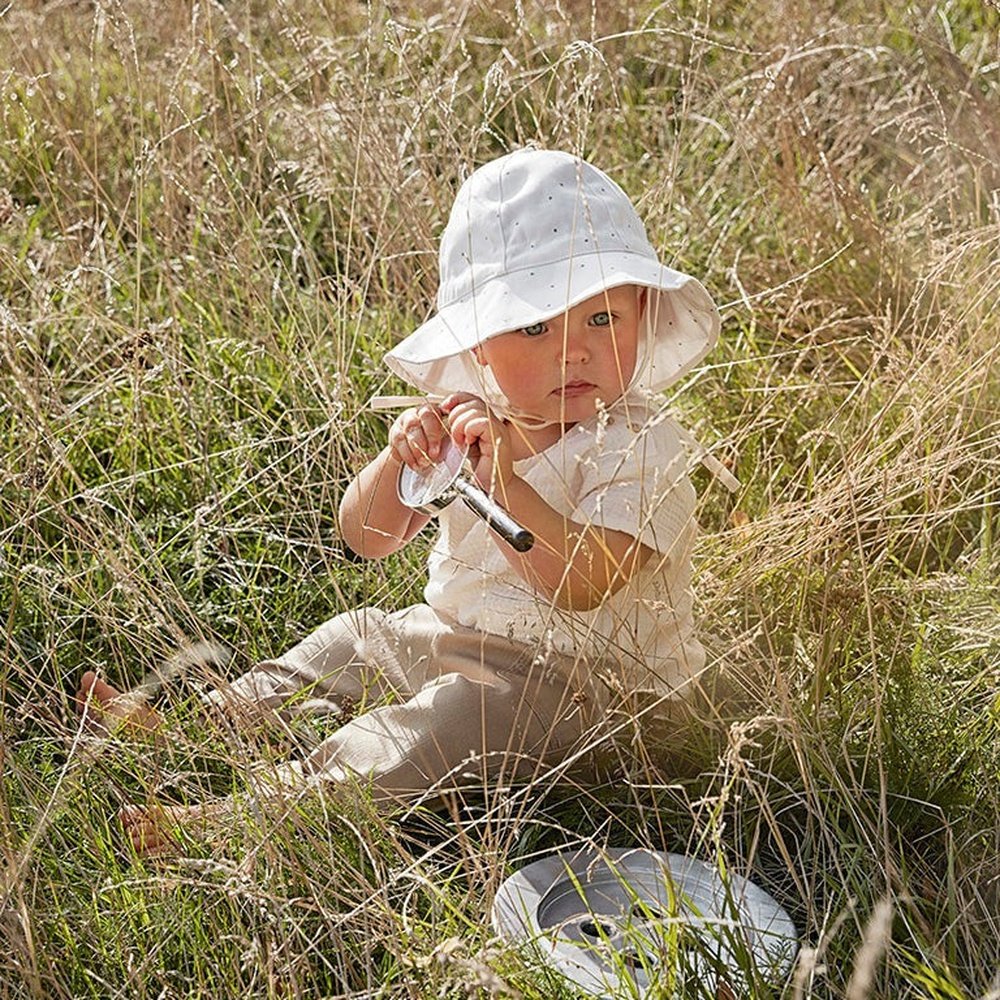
top-left (555, 380), bottom-right (596, 397)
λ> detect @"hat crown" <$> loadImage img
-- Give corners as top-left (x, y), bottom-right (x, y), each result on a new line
top-left (438, 149), bottom-right (655, 310)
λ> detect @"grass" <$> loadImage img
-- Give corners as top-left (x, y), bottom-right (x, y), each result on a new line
top-left (1, 0), bottom-right (998, 996)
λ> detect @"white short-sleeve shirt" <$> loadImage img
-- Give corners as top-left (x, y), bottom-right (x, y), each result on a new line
top-left (424, 400), bottom-right (704, 696)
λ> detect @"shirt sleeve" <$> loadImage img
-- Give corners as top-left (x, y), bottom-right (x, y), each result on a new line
top-left (570, 409), bottom-right (697, 556)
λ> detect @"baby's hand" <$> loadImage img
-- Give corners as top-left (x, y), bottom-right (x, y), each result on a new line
top-left (388, 402), bottom-right (449, 470)
top-left (442, 393), bottom-right (515, 490)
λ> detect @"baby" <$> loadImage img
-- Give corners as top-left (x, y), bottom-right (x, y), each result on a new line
top-left (76, 148), bottom-right (720, 853)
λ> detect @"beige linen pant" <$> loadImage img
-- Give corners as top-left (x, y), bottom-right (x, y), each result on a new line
top-left (205, 604), bottom-right (608, 807)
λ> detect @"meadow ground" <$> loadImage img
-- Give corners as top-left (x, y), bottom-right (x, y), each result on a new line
top-left (1, 1), bottom-right (998, 997)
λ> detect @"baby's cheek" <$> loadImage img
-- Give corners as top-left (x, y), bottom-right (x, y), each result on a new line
top-left (512, 372), bottom-right (544, 398)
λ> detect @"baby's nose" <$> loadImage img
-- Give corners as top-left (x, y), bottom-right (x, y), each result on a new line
top-left (561, 328), bottom-right (591, 362)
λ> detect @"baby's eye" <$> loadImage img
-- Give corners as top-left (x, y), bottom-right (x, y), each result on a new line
top-left (591, 312), bottom-right (612, 327)
top-left (522, 322), bottom-right (548, 337)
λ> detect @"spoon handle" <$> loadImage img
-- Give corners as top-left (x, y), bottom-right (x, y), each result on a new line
top-left (452, 477), bottom-right (534, 552)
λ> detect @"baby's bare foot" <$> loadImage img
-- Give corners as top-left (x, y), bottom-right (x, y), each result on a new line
top-left (74, 671), bottom-right (162, 738)
top-left (119, 803), bottom-right (190, 856)
top-left (119, 800), bottom-right (227, 857)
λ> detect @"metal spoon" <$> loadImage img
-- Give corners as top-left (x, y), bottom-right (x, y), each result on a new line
top-left (397, 438), bottom-right (534, 552)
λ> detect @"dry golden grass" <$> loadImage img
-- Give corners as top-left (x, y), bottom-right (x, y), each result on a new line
top-left (1, 1), bottom-right (998, 997)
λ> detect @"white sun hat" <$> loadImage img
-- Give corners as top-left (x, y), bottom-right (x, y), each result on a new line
top-left (384, 148), bottom-right (720, 415)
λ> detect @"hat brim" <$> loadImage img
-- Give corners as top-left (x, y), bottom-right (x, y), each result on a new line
top-left (384, 250), bottom-right (719, 399)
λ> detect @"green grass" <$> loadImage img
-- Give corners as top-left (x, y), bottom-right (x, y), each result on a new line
top-left (2, 0), bottom-right (999, 996)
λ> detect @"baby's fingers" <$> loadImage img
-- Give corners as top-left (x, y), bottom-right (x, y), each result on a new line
top-left (440, 392), bottom-right (481, 412)
top-left (443, 398), bottom-right (488, 445)
top-left (390, 407), bottom-right (444, 469)
top-left (416, 406), bottom-right (448, 461)
top-left (392, 430), bottom-right (431, 469)
top-left (448, 411), bottom-right (488, 449)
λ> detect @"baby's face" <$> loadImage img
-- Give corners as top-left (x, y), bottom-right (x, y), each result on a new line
top-left (476, 286), bottom-right (644, 426)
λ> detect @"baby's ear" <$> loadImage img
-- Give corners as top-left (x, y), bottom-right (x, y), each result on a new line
top-left (472, 344), bottom-right (488, 366)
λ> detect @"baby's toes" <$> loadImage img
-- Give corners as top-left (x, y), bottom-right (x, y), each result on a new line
top-left (74, 671), bottom-right (100, 712)
top-left (74, 679), bottom-right (112, 735)
top-left (119, 805), bottom-right (179, 857)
